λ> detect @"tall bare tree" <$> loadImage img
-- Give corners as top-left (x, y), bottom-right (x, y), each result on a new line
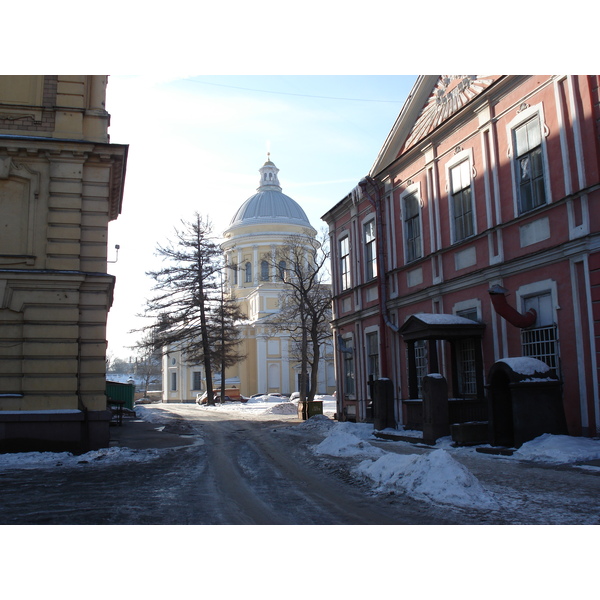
top-left (140, 213), bottom-right (244, 405)
top-left (263, 230), bottom-right (332, 413)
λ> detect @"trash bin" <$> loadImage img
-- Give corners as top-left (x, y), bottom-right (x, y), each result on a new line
top-left (106, 381), bottom-right (136, 410)
top-left (486, 357), bottom-right (567, 448)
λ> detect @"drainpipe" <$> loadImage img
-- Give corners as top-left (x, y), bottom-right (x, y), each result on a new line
top-left (488, 285), bottom-right (537, 328)
top-left (358, 176), bottom-right (399, 379)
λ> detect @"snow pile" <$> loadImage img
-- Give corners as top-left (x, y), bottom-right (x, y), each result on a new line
top-left (0, 446), bottom-right (161, 471)
top-left (513, 433), bottom-right (600, 464)
top-left (294, 414), bottom-right (335, 433)
top-left (334, 421), bottom-right (376, 440)
top-left (357, 449), bottom-right (499, 509)
top-left (262, 402), bottom-right (298, 415)
top-left (314, 429), bottom-right (384, 458)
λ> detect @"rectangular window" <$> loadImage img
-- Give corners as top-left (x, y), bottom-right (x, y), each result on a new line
top-left (366, 332), bottom-right (379, 380)
top-left (404, 193), bottom-right (422, 262)
top-left (364, 220), bottom-right (377, 280)
top-left (170, 371), bottom-right (177, 392)
top-left (450, 160), bottom-right (474, 241)
top-left (340, 236), bottom-right (350, 290)
top-left (515, 116), bottom-right (546, 213)
top-left (192, 371), bottom-right (202, 391)
top-left (455, 307), bottom-right (479, 396)
top-left (342, 338), bottom-right (355, 396)
top-left (521, 292), bottom-right (559, 373)
top-left (414, 340), bottom-right (427, 398)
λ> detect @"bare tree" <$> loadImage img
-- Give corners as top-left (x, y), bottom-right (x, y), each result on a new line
top-left (139, 213), bottom-right (243, 406)
top-left (263, 230), bottom-right (332, 414)
top-left (132, 330), bottom-right (163, 397)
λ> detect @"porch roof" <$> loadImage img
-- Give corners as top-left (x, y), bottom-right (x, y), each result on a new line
top-left (399, 313), bottom-right (485, 342)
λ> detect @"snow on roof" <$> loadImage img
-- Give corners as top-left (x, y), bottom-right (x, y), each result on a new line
top-left (499, 357), bottom-right (551, 376)
top-left (413, 312), bottom-right (478, 325)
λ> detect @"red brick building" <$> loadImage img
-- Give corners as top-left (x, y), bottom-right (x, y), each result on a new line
top-left (322, 76), bottom-right (600, 440)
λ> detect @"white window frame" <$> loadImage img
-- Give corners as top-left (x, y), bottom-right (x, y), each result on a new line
top-left (400, 183), bottom-right (424, 264)
top-left (339, 234), bottom-right (351, 291)
top-left (507, 104), bottom-right (552, 217)
top-left (362, 217), bottom-right (377, 282)
top-left (516, 279), bottom-right (560, 374)
top-left (445, 148), bottom-right (477, 243)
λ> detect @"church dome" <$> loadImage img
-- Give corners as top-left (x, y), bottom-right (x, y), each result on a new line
top-left (227, 157), bottom-right (313, 231)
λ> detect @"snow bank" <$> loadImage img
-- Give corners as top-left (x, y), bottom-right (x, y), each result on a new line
top-left (294, 414), bottom-right (335, 433)
top-left (357, 449), bottom-right (499, 509)
top-left (262, 402), bottom-right (298, 415)
top-left (0, 446), bottom-right (161, 471)
top-left (513, 433), bottom-right (600, 464)
top-left (314, 429), bottom-right (384, 458)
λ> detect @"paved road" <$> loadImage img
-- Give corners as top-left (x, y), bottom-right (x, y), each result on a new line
top-left (1, 406), bottom-right (599, 524)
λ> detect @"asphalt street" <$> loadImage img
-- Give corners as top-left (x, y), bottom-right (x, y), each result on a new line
top-left (1, 405), bottom-right (599, 525)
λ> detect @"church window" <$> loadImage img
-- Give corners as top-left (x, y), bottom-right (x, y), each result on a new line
top-left (245, 262), bottom-right (252, 283)
top-left (261, 260), bottom-right (269, 281)
top-left (278, 260), bottom-right (287, 281)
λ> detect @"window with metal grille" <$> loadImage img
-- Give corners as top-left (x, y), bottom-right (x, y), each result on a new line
top-left (450, 160), bottom-right (474, 241)
top-left (521, 325), bottom-right (559, 372)
top-left (364, 220), bottom-right (377, 280)
top-left (340, 236), bottom-right (350, 290)
top-left (455, 307), bottom-right (478, 395)
top-left (245, 261), bottom-right (252, 283)
top-left (514, 116), bottom-right (546, 213)
top-left (404, 193), bottom-right (422, 262)
top-left (456, 338), bottom-right (477, 396)
top-left (520, 292), bottom-right (559, 373)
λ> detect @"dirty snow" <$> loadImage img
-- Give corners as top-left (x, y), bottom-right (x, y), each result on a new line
top-left (2, 393), bottom-right (600, 515)
top-left (0, 445), bottom-right (161, 470)
top-left (514, 433), bottom-right (600, 464)
top-left (356, 450), bottom-right (500, 509)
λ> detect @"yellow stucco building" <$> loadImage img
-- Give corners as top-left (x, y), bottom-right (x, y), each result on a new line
top-left (0, 76), bottom-right (127, 450)
top-left (163, 158), bottom-right (335, 401)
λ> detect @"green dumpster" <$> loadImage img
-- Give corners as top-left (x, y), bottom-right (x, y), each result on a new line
top-left (106, 381), bottom-right (136, 410)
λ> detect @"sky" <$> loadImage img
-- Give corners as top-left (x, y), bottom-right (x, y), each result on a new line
top-left (104, 75), bottom-right (418, 358)
top-left (7, 1), bottom-right (594, 360)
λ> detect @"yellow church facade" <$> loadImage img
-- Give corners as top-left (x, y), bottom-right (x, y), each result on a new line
top-left (163, 159), bottom-right (336, 401)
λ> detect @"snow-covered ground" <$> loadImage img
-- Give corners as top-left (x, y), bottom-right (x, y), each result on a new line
top-left (3, 392), bottom-right (599, 511)
top-left (3, 394), bottom-right (598, 596)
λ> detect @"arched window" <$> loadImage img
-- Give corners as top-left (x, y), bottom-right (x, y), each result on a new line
top-left (261, 260), bottom-right (269, 281)
top-left (245, 262), bottom-right (252, 283)
top-left (278, 260), bottom-right (287, 281)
